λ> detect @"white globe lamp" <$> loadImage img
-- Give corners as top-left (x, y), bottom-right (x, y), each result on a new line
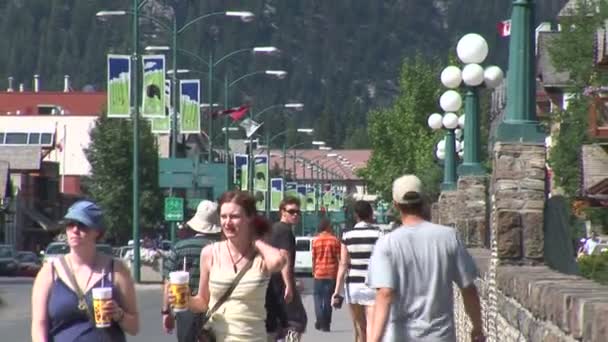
top-left (443, 112), bottom-right (459, 130)
top-left (456, 33), bottom-right (489, 64)
top-left (441, 66), bottom-right (462, 89)
top-left (455, 128), bottom-right (463, 139)
top-left (439, 90), bottom-right (462, 112)
top-left (458, 115), bottom-right (466, 129)
top-left (462, 64), bottom-right (485, 87)
top-left (427, 113), bottom-right (444, 130)
top-left (437, 139), bottom-right (446, 152)
top-left (484, 65), bottom-right (504, 89)
top-left (436, 149), bottom-right (446, 161)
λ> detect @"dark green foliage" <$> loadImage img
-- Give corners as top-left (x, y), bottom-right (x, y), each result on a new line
top-left (0, 0), bottom-right (566, 148)
top-left (578, 253), bottom-right (608, 285)
top-left (83, 113), bottom-right (163, 244)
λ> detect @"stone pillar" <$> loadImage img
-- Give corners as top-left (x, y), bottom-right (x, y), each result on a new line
top-left (432, 175), bottom-right (488, 247)
top-left (492, 143), bottom-right (545, 264)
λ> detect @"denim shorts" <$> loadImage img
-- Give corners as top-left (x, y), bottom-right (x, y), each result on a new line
top-left (345, 284), bottom-right (375, 306)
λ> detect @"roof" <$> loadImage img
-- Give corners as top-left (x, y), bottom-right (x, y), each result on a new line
top-left (0, 146), bottom-right (41, 170)
top-left (537, 32), bottom-right (571, 88)
top-left (262, 149), bottom-right (371, 180)
top-left (0, 91), bottom-right (106, 116)
top-left (580, 144), bottom-right (608, 196)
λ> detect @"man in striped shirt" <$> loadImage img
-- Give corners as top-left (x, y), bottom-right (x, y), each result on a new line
top-left (332, 201), bottom-right (381, 342)
top-left (162, 200), bottom-right (222, 342)
top-left (312, 218), bottom-right (341, 332)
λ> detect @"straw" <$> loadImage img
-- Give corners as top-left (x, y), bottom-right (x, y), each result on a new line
top-left (101, 269), bottom-right (105, 288)
top-left (183, 257), bottom-right (187, 272)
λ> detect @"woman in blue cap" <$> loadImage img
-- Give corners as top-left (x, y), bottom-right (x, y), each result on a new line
top-left (31, 200), bottom-right (140, 341)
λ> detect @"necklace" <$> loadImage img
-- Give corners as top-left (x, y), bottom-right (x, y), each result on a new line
top-left (226, 241), bottom-right (248, 273)
top-left (67, 255), bottom-right (95, 311)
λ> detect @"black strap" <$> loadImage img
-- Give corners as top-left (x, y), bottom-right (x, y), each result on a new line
top-left (202, 251), bottom-right (257, 325)
top-left (58, 255), bottom-right (95, 322)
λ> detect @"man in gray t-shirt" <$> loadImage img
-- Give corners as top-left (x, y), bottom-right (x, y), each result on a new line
top-left (367, 175), bottom-right (484, 342)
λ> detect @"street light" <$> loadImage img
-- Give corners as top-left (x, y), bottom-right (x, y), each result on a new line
top-left (312, 141), bottom-right (326, 146)
top-left (441, 33), bottom-right (504, 176)
top-left (319, 146), bottom-right (332, 151)
top-left (428, 109), bottom-right (460, 191)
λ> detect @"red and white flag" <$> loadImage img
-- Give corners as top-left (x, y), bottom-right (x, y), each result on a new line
top-left (497, 20), bottom-right (511, 37)
top-left (212, 105), bottom-right (250, 122)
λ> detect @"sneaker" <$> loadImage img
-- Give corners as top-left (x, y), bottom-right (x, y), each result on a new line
top-left (314, 322), bottom-right (321, 330)
top-left (285, 330), bottom-right (301, 342)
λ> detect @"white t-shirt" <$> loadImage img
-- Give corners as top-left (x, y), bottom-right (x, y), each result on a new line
top-left (584, 238), bottom-right (599, 255)
top-left (367, 221), bottom-right (478, 342)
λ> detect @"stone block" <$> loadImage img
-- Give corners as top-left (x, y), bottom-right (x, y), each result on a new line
top-left (496, 211), bottom-right (522, 259)
top-left (522, 211), bottom-right (544, 260)
top-left (520, 178), bottom-right (546, 192)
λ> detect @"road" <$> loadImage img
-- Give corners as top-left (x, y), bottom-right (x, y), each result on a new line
top-left (0, 276), bottom-right (355, 341)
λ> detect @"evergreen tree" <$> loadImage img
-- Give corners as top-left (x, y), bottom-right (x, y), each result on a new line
top-left (84, 114), bottom-right (163, 243)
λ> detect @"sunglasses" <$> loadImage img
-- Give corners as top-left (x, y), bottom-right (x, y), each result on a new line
top-left (65, 220), bottom-right (90, 232)
top-left (284, 209), bottom-right (301, 215)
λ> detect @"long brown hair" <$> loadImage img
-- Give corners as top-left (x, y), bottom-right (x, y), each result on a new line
top-left (218, 191), bottom-right (270, 237)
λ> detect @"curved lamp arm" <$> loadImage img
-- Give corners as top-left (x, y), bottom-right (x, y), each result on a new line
top-left (177, 11), bottom-right (227, 35)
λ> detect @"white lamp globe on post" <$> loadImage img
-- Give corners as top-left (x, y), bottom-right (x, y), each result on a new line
top-left (484, 65), bottom-right (505, 89)
top-left (458, 114), bottom-right (466, 129)
top-left (461, 64), bottom-right (485, 87)
top-left (439, 90), bottom-right (462, 112)
top-left (436, 149), bottom-right (446, 161)
top-left (442, 112), bottom-right (459, 130)
top-left (441, 66), bottom-right (462, 89)
top-left (456, 33), bottom-right (489, 64)
top-left (428, 113), bottom-right (444, 131)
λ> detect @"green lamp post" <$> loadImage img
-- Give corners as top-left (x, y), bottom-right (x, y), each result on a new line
top-left (428, 111), bottom-right (461, 191)
top-left (441, 33), bottom-right (505, 176)
top-left (495, 0), bottom-right (545, 143)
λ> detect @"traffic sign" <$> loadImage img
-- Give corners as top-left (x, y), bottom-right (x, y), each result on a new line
top-left (164, 197), bottom-right (184, 222)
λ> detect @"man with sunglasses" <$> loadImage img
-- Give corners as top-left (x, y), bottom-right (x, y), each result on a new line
top-left (266, 197), bottom-right (308, 342)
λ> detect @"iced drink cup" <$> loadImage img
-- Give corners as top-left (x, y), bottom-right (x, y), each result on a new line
top-left (170, 271), bottom-right (190, 312)
top-left (92, 287), bottom-right (113, 328)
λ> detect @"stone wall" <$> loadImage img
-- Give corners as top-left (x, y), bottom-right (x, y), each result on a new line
top-left (492, 143), bottom-right (546, 264)
top-left (454, 249), bottom-right (608, 342)
top-left (432, 176), bottom-right (488, 247)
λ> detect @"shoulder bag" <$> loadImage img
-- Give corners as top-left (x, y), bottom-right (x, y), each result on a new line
top-left (197, 252), bottom-right (257, 342)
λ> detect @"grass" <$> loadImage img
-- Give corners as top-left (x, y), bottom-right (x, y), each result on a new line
top-left (578, 252), bottom-right (608, 285)
top-left (108, 78), bottom-right (130, 116)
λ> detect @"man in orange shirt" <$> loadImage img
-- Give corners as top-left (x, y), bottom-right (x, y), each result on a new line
top-left (312, 218), bottom-right (341, 332)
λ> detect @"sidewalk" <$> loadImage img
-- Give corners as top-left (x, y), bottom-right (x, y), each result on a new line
top-left (300, 292), bottom-right (354, 341)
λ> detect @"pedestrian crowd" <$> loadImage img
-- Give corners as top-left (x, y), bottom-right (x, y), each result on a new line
top-left (31, 173), bottom-right (486, 342)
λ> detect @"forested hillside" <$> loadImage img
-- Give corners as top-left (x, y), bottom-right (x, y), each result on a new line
top-left (0, 0), bottom-right (567, 147)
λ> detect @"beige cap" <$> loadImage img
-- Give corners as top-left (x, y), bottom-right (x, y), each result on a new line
top-left (392, 175), bottom-right (424, 204)
top-left (186, 200), bottom-right (221, 234)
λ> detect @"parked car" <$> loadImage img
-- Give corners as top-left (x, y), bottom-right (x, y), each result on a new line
top-left (0, 244), bottom-right (18, 276)
top-left (294, 236), bottom-right (314, 275)
top-left (42, 242), bottom-right (114, 263)
top-left (16, 251), bottom-right (42, 277)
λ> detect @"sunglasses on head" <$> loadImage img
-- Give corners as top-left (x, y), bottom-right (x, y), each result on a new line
top-left (285, 209), bottom-right (301, 215)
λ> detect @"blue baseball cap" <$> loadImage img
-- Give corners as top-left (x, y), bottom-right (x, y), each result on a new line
top-left (62, 200), bottom-right (104, 230)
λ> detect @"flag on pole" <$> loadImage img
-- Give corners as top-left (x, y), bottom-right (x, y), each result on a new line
top-left (497, 20), bottom-right (511, 37)
top-left (141, 55), bottom-right (166, 118)
top-left (213, 105), bottom-right (250, 121)
top-left (239, 118), bottom-right (262, 138)
top-left (151, 79), bottom-right (171, 134)
top-left (107, 55), bottom-right (131, 118)
top-left (179, 80), bottom-right (201, 133)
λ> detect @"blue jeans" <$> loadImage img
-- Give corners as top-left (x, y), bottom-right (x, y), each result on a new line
top-left (313, 278), bottom-right (336, 327)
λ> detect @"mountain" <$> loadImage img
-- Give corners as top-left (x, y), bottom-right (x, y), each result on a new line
top-left (0, 0), bottom-right (568, 148)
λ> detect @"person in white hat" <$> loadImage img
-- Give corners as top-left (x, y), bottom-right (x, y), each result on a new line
top-left (161, 200), bottom-right (222, 342)
top-left (367, 175), bottom-right (484, 342)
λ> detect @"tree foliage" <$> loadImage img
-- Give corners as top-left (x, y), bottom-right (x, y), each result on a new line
top-left (359, 56), bottom-right (442, 200)
top-left (548, 1), bottom-right (608, 197)
top-left (83, 114), bottom-right (163, 244)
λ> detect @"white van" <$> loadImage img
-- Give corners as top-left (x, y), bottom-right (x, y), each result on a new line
top-left (294, 236), bottom-right (314, 275)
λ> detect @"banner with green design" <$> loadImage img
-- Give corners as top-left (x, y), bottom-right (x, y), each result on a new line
top-left (297, 185), bottom-right (308, 211)
top-left (253, 155), bottom-right (269, 211)
top-left (141, 55), bottom-right (166, 118)
top-left (107, 55), bottom-right (131, 118)
top-left (270, 178), bottom-right (283, 211)
top-left (305, 184), bottom-right (316, 212)
top-left (151, 79), bottom-right (171, 133)
top-left (285, 182), bottom-right (298, 199)
top-left (234, 154), bottom-right (248, 190)
top-left (179, 79), bottom-right (200, 133)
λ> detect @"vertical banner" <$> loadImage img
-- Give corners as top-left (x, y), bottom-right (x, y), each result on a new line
top-left (285, 182), bottom-right (298, 199)
top-left (107, 55), bottom-right (131, 118)
top-left (270, 178), bottom-right (284, 211)
top-left (297, 185), bottom-right (308, 211)
top-left (234, 154), bottom-right (249, 190)
top-left (142, 55), bottom-right (166, 118)
top-left (305, 184), bottom-right (316, 212)
top-left (179, 79), bottom-right (201, 133)
top-left (322, 183), bottom-right (332, 209)
top-left (151, 79), bottom-right (171, 133)
top-left (253, 155), bottom-right (269, 211)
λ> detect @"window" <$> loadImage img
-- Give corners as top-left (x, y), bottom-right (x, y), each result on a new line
top-left (5, 133), bottom-right (28, 144)
top-left (28, 133), bottom-right (40, 144)
top-left (0, 133), bottom-right (4, 143)
top-left (296, 239), bottom-right (311, 252)
top-left (40, 133), bottom-right (53, 145)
